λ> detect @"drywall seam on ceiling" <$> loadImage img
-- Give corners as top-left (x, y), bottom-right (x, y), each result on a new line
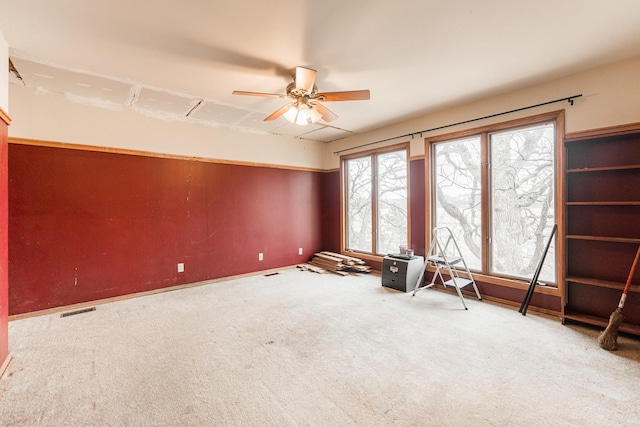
top-left (64, 92), bottom-right (124, 111)
top-left (126, 84), bottom-right (141, 108)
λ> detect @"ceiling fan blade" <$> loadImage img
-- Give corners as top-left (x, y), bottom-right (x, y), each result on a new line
top-left (232, 90), bottom-right (286, 99)
top-left (315, 90), bottom-right (370, 102)
top-left (295, 67), bottom-right (317, 93)
top-left (264, 103), bottom-right (294, 122)
top-left (313, 102), bottom-right (338, 123)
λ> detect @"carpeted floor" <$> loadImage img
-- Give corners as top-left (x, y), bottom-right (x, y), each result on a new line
top-left (1, 268), bottom-right (639, 426)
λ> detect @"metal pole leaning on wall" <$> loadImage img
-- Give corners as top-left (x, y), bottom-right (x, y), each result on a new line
top-left (333, 94), bottom-right (582, 155)
top-left (519, 224), bottom-right (558, 316)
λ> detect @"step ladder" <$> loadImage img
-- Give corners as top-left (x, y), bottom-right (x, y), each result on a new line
top-left (413, 226), bottom-right (482, 310)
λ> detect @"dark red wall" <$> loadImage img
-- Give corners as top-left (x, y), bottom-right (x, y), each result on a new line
top-left (409, 158), bottom-right (426, 257)
top-left (321, 170), bottom-right (341, 253)
top-left (8, 145), bottom-right (559, 316)
top-left (9, 144), bottom-right (324, 315)
top-left (0, 118), bottom-right (8, 364)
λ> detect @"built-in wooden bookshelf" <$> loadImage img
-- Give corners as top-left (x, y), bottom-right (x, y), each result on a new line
top-left (563, 125), bottom-right (640, 335)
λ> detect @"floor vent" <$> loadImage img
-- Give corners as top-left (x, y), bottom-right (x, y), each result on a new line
top-left (264, 272), bottom-right (280, 277)
top-left (60, 307), bottom-right (96, 318)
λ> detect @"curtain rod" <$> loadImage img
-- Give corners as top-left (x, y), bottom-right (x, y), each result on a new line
top-left (333, 94), bottom-right (582, 155)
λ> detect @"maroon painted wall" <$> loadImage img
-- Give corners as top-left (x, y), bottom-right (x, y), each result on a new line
top-left (409, 158), bottom-right (426, 257)
top-left (321, 170), bottom-right (341, 253)
top-left (8, 144), bottom-right (559, 317)
top-left (9, 144), bottom-right (324, 315)
top-left (0, 118), bottom-right (8, 364)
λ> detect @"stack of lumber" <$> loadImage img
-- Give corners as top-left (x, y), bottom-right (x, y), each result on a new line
top-left (298, 251), bottom-right (372, 276)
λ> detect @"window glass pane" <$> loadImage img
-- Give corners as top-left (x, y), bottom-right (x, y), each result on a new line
top-left (490, 123), bottom-right (556, 282)
top-left (433, 137), bottom-right (482, 270)
top-left (346, 157), bottom-right (372, 252)
top-left (376, 150), bottom-right (408, 254)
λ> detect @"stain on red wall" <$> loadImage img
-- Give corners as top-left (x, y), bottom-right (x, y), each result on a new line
top-left (9, 144), bottom-right (325, 315)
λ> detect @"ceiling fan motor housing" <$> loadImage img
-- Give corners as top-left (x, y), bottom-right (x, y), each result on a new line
top-left (286, 81), bottom-right (318, 98)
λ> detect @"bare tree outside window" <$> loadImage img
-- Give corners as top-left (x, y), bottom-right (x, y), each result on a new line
top-left (490, 123), bottom-right (556, 282)
top-left (433, 122), bottom-right (557, 284)
top-left (433, 137), bottom-right (482, 270)
top-left (346, 157), bottom-right (372, 252)
top-left (344, 148), bottom-right (408, 255)
top-left (377, 151), bottom-right (408, 254)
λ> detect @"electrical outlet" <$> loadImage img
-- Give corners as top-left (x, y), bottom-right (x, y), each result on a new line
top-left (177, 263), bottom-right (184, 273)
top-left (298, 248), bottom-right (303, 255)
top-left (258, 253), bottom-right (263, 261)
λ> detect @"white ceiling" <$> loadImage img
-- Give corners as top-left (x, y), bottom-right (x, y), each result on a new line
top-left (2, 0), bottom-right (640, 143)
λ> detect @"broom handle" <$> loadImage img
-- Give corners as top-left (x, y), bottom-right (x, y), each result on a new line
top-left (618, 245), bottom-right (640, 310)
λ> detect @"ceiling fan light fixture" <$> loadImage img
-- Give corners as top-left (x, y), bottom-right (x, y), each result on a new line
top-left (308, 104), bottom-right (322, 123)
top-left (284, 103), bottom-right (321, 126)
top-left (283, 104), bottom-right (299, 123)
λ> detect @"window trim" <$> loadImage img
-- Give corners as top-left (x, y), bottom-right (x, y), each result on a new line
top-left (340, 142), bottom-right (411, 261)
top-left (425, 110), bottom-right (565, 294)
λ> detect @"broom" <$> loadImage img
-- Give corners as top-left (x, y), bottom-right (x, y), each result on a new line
top-left (598, 245), bottom-right (640, 351)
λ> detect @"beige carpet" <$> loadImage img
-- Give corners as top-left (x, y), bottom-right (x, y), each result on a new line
top-left (1, 268), bottom-right (639, 426)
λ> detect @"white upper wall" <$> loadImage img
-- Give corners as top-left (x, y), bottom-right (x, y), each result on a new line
top-left (0, 31), bottom-right (8, 113)
top-left (8, 84), bottom-right (327, 170)
top-left (7, 56), bottom-right (640, 171)
top-left (324, 56), bottom-right (640, 169)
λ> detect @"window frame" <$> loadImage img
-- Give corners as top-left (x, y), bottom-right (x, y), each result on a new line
top-left (425, 111), bottom-right (565, 293)
top-left (340, 142), bottom-right (411, 260)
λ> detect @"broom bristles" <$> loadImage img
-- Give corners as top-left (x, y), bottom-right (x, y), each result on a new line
top-left (598, 308), bottom-right (624, 351)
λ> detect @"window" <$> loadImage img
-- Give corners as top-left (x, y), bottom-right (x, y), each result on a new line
top-left (343, 145), bottom-right (409, 256)
top-left (431, 113), bottom-right (560, 284)
top-left (433, 136), bottom-right (482, 270)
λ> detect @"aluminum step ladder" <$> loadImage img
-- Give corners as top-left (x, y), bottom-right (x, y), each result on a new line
top-left (413, 226), bottom-right (482, 310)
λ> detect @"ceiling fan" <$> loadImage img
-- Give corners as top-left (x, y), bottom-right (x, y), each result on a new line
top-left (232, 66), bottom-right (370, 125)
